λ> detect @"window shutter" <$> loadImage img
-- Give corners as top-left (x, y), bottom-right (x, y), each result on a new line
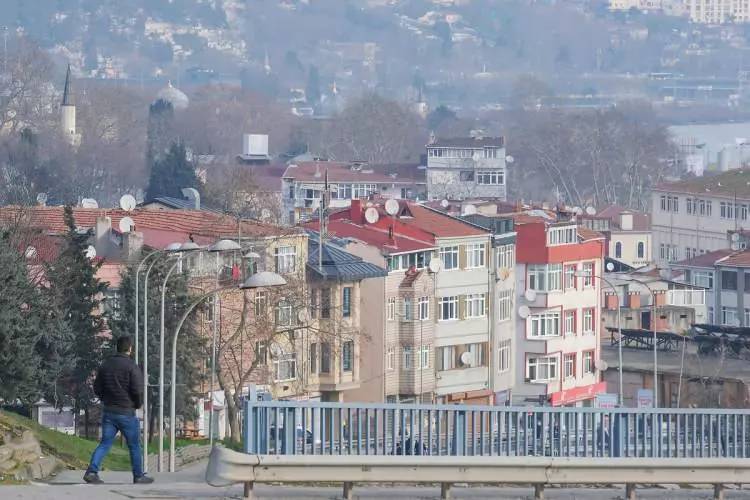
top-left (459, 295), bottom-right (466, 320)
top-left (459, 245), bottom-right (467, 269)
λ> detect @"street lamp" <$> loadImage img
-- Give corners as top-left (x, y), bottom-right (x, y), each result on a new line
top-left (621, 275), bottom-right (658, 408)
top-left (206, 239), bottom-right (242, 446)
top-left (168, 270), bottom-right (287, 472)
top-left (135, 250), bottom-right (162, 365)
top-left (576, 269), bottom-right (624, 406)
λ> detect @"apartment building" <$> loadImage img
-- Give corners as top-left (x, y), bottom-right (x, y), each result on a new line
top-left (651, 169), bottom-right (750, 266)
top-left (281, 161), bottom-right (425, 224)
top-left (511, 214), bottom-right (607, 406)
top-left (581, 205), bottom-right (652, 269)
top-left (686, 0), bottom-right (750, 23)
top-left (671, 248), bottom-right (750, 326)
top-left (425, 136), bottom-right (507, 201)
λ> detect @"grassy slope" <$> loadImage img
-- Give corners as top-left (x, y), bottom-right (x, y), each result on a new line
top-left (0, 410), bottom-right (131, 471)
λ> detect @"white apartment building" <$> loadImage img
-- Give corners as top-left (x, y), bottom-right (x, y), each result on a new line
top-left (425, 136), bottom-right (508, 201)
top-left (512, 216), bottom-right (607, 406)
top-left (651, 170), bottom-right (750, 266)
top-left (687, 0), bottom-right (750, 23)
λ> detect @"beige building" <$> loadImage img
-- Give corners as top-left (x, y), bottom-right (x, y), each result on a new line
top-left (582, 206), bottom-right (652, 269)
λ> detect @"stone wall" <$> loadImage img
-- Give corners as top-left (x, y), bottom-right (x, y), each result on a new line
top-left (0, 430), bottom-right (58, 481)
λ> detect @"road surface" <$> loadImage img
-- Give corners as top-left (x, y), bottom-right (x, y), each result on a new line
top-left (3, 461), bottom-right (750, 498)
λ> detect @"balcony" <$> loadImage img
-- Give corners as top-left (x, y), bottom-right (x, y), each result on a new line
top-left (435, 366), bottom-right (487, 396)
top-left (667, 289), bottom-right (705, 307)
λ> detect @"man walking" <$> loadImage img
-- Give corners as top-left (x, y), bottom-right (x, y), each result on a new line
top-left (84, 336), bottom-right (154, 484)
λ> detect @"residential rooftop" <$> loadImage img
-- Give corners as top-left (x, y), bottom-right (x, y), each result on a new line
top-left (654, 169), bottom-right (750, 199)
top-left (427, 136), bottom-right (505, 148)
top-left (671, 248), bottom-right (735, 268)
top-left (282, 161), bottom-right (424, 184)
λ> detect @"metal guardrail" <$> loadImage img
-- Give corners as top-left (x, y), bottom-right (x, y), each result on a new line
top-left (243, 400), bottom-right (750, 459)
top-left (206, 446), bottom-right (750, 500)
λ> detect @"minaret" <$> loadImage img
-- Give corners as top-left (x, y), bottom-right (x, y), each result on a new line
top-left (61, 64), bottom-right (77, 144)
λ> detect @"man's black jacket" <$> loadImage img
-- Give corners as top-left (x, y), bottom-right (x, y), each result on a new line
top-left (93, 354), bottom-right (144, 415)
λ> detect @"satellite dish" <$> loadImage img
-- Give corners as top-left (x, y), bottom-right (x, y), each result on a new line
top-left (731, 242), bottom-right (740, 251)
top-left (462, 204), bottom-right (477, 216)
top-left (119, 216), bottom-right (135, 233)
top-left (518, 305), bottom-right (530, 319)
top-left (297, 309), bottom-right (311, 324)
top-left (585, 206), bottom-right (597, 216)
top-left (119, 194), bottom-right (137, 212)
top-left (428, 258), bottom-right (443, 273)
top-left (81, 198), bottom-right (99, 209)
top-left (524, 289), bottom-right (537, 302)
top-left (440, 199), bottom-right (450, 208)
top-left (460, 351), bottom-right (474, 367)
top-left (24, 246), bottom-right (37, 259)
top-left (269, 344), bottom-right (283, 358)
top-left (85, 245), bottom-right (97, 259)
top-left (364, 207), bottom-right (380, 224)
top-left (597, 359), bottom-right (609, 372)
top-left (36, 193), bottom-right (48, 205)
top-left (573, 206), bottom-right (583, 216)
top-left (505, 155), bottom-right (515, 164)
top-left (731, 232), bottom-right (741, 242)
top-left (606, 262), bottom-right (615, 272)
top-left (385, 199), bottom-right (399, 216)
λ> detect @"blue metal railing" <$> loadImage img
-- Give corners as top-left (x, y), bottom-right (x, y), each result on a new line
top-left (243, 400), bottom-right (750, 459)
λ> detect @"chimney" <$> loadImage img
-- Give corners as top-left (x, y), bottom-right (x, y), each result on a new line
top-left (620, 212), bottom-right (633, 231)
top-left (123, 231), bottom-right (144, 262)
top-left (350, 199), bottom-right (364, 225)
top-left (95, 216), bottom-right (111, 256)
top-left (605, 292), bottom-right (619, 310)
top-left (627, 291), bottom-right (641, 310)
top-left (654, 290), bottom-right (667, 307)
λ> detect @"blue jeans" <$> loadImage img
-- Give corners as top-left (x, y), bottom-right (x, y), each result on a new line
top-left (87, 411), bottom-right (144, 478)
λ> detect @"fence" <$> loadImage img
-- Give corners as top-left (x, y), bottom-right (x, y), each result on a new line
top-left (243, 400), bottom-right (750, 459)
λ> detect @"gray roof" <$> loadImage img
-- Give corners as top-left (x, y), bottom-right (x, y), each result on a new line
top-left (428, 136), bottom-right (505, 148)
top-left (307, 237), bottom-right (387, 282)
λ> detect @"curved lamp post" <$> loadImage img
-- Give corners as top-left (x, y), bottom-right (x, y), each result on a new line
top-left (168, 271), bottom-right (287, 472)
top-left (135, 250), bottom-right (162, 365)
top-left (622, 275), bottom-right (658, 408)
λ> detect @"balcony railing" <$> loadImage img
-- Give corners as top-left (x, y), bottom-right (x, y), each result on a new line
top-left (666, 289), bottom-right (706, 307)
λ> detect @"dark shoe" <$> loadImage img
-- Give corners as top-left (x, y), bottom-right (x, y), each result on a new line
top-left (83, 471), bottom-right (103, 484)
top-left (133, 474), bottom-right (155, 484)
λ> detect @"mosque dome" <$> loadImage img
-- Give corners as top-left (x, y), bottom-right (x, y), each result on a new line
top-left (156, 81), bottom-right (189, 111)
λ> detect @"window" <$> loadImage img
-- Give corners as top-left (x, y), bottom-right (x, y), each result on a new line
top-left (693, 271), bottom-right (713, 289)
top-left (582, 308), bottom-right (595, 334)
top-left (527, 355), bottom-right (558, 382)
top-left (104, 289), bottom-right (121, 320)
top-left (722, 271), bottom-right (738, 291)
top-left (498, 290), bottom-right (513, 321)
top-left (498, 340), bottom-right (511, 373)
top-left (484, 147), bottom-right (499, 158)
top-left (582, 262), bottom-right (594, 287)
top-left (420, 345), bottom-right (430, 369)
top-left (387, 251), bottom-right (432, 272)
top-left (440, 246), bottom-right (459, 270)
top-left (467, 343), bottom-right (486, 366)
top-left (459, 170), bottom-right (474, 181)
top-left (698, 199), bottom-right (712, 216)
top-left (564, 265), bottom-right (577, 289)
top-left (437, 346), bottom-right (455, 371)
top-left (564, 310), bottom-right (576, 336)
top-left (321, 288), bottom-right (331, 319)
top-left (497, 244), bottom-right (515, 270)
top-left (386, 345), bottom-right (395, 370)
top-left (418, 296), bottom-right (429, 320)
top-left (403, 296), bottom-right (412, 320)
top-left (275, 301), bottom-right (293, 327)
top-left (476, 170), bottom-right (504, 185)
top-left (687, 197), bottom-right (694, 214)
top-left (309, 343), bottom-right (318, 374)
top-left (273, 353), bottom-right (296, 382)
top-left (708, 306), bottom-right (714, 324)
top-left (564, 353), bottom-right (576, 379)
top-left (637, 242), bottom-right (645, 259)
top-left (274, 246), bottom-right (297, 273)
top-left (342, 287), bottom-right (352, 318)
top-left (254, 341), bottom-right (268, 364)
top-left (741, 204), bottom-right (748, 221)
top-left (745, 309), bottom-right (750, 327)
top-left (342, 341), bottom-right (353, 372)
top-left (660, 195), bottom-right (679, 213)
top-left (309, 289), bottom-right (318, 319)
top-left (614, 241), bottom-right (622, 259)
top-left (465, 293), bottom-right (486, 318)
top-left (685, 247), bottom-right (698, 260)
top-left (720, 202), bottom-right (736, 220)
top-left (466, 243), bottom-right (486, 268)
top-left (387, 297), bottom-right (396, 320)
top-left (547, 226), bottom-right (577, 246)
top-left (402, 347), bottom-right (413, 370)
top-left (659, 244), bottom-right (678, 263)
top-left (527, 264), bottom-right (562, 292)
top-left (529, 311), bottom-right (561, 338)
top-left (254, 291), bottom-right (267, 317)
top-left (583, 351), bottom-right (594, 375)
top-left (320, 343), bottom-right (331, 373)
top-left (745, 273), bottom-right (750, 292)
top-left (722, 306), bottom-right (738, 326)
top-left (439, 296), bottom-right (458, 321)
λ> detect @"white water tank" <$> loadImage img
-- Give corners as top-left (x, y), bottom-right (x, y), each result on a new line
top-left (243, 134), bottom-right (269, 157)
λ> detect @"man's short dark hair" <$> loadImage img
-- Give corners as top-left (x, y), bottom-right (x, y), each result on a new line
top-left (116, 336), bottom-right (133, 354)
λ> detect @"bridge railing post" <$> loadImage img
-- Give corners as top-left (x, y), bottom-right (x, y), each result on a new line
top-left (451, 410), bottom-right (466, 456)
top-left (244, 385), bottom-right (257, 454)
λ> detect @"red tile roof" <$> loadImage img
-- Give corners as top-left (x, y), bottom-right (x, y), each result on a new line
top-left (283, 161), bottom-right (424, 184)
top-left (394, 203), bottom-right (488, 238)
top-left (717, 250), bottom-right (750, 268)
top-left (595, 205), bottom-right (651, 231)
top-left (0, 206), bottom-right (296, 249)
top-left (672, 249), bottom-right (734, 268)
top-left (314, 219), bottom-right (435, 255)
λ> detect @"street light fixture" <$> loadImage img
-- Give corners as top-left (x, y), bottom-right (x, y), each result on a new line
top-left (168, 271), bottom-right (287, 471)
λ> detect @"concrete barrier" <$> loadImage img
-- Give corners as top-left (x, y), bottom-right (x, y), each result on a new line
top-left (205, 446), bottom-right (750, 500)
